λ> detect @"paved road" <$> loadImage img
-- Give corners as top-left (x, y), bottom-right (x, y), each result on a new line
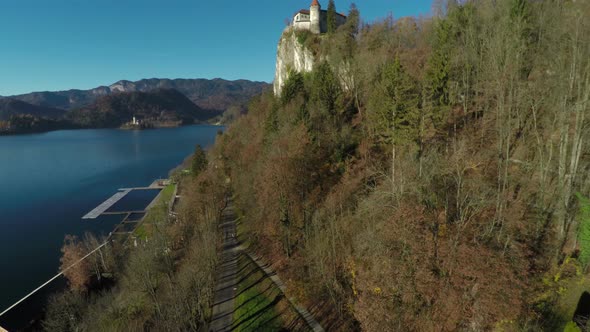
top-left (209, 204), bottom-right (240, 332)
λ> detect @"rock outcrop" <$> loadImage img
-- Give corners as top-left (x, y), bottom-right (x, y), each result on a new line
top-left (273, 29), bottom-right (315, 96)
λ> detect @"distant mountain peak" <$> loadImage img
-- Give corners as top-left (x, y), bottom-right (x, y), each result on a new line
top-left (7, 78), bottom-right (270, 112)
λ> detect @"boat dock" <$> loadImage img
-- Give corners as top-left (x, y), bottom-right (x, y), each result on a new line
top-left (82, 179), bottom-right (168, 220)
top-left (82, 189), bottom-right (131, 219)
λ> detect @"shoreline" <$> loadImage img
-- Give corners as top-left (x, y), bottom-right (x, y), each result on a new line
top-left (0, 122), bottom-right (224, 137)
top-left (0, 128), bottom-right (213, 330)
top-left (0, 121), bottom-right (223, 137)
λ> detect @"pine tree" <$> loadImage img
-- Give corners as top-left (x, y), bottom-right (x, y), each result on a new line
top-left (313, 62), bottom-right (341, 114)
top-left (368, 58), bottom-right (420, 193)
top-left (281, 70), bottom-right (305, 105)
top-left (191, 145), bottom-right (207, 177)
top-left (424, 16), bottom-right (452, 129)
top-left (345, 3), bottom-right (360, 36)
top-left (327, 0), bottom-right (337, 34)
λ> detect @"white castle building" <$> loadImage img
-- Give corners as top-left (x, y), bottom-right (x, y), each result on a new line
top-left (292, 0), bottom-right (347, 34)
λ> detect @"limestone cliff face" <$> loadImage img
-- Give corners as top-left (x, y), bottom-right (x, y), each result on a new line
top-left (273, 29), bottom-right (315, 96)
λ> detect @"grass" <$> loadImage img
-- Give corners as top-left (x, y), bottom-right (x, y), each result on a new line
top-left (232, 255), bottom-right (285, 332)
top-left (533, 258), bottom-right (590, 331)
top-left (159, 183), bottom-right (176, 203)
top-left (133, 183), bottom-right (176, 239)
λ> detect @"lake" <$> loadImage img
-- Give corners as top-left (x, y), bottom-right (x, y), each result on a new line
top-left (0, 125), bottom-right (220, 329)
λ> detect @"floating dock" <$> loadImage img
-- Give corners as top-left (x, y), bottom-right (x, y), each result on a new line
top-left (82, 189), bottom-right (131, 219)
top-left (82, 180), bottom-right (167, 220)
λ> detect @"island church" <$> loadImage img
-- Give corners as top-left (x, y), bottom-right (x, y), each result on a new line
top-left (291, 0), bottom-right (347, 34)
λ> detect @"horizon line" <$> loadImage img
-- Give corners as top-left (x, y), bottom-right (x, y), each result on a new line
top-left (1, 76), bottom-right (272, 97)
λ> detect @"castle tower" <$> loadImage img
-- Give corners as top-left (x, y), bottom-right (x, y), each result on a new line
top-left (310, 0), bottom-right (321, 34)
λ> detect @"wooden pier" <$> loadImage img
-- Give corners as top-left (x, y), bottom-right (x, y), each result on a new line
top-left (82, 189), bottom-right (131, 219)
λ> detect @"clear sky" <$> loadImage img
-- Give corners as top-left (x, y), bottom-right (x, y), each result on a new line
top-left (0, 0), bottom-right (433, 96)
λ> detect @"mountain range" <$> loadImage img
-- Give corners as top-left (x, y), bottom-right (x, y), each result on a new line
top-left (0, 98), bottom-right (66, 121)
top-left (0, 78), bottom-right (269, 134)
top-left (66, 88), bottom-right (211, 128)
top-left (6, 78), bottom-right (268, 112)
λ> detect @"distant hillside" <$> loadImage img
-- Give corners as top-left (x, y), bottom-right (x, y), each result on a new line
top-left (66, 88), bottom-right (209, 128)
top-left (10, 78), bottom-right (269, 112)
top-left (0, 98), bottom-right (66, 121)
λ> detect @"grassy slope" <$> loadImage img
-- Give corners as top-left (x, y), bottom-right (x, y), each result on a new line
top-left (232, 254), bottom-right (286, 332)
top-left (134, 184), bottom-right (175, 239)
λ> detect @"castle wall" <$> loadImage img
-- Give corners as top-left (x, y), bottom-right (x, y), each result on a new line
top-left (293, 21), bottom-right (311, 31)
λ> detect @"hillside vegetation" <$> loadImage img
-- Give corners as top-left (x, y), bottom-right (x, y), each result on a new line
top-left (67, 89), bottom-right (212, 128)
top-left (0, 98), bottom-right (66, 121)
top-left (213, 0), bottom-right (590, 330)
top-left (43, 158), bottom-right (228, 331)
top-left (40, 0), bottom-right (590, 331)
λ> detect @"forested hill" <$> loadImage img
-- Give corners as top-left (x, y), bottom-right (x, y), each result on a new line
top-left (0, 78), bottom-right (269, 134)
top-left (0, 98), bottom-right (66, 121)
top-left (9, 78), bottom-right (269, 112)
top-left (213, 0), bottom-right (590, 330)
top-left (66, 89), bottom-right (211, 128)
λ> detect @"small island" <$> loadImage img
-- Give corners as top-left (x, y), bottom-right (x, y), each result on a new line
top-left (120, 115), bottom-right (187, 130)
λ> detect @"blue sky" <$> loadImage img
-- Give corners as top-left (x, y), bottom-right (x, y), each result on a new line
top-left (0, 0), bottom-right (432, 96)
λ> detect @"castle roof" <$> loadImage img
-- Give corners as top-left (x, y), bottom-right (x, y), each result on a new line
top-left (319, 9), bottom-right (347, 18)
top-left (311, 0), bottom-right (320, 7)
top-left (298, 9), bottom-right (310, 15)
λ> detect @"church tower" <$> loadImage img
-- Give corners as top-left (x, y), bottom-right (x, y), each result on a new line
top-left (310, 0), bottom-right (321, 34)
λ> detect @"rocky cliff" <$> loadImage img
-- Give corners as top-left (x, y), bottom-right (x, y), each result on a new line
top-left (273, 29), bottom-right (315, 96)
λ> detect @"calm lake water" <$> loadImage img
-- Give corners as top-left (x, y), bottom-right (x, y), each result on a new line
top-left (0, 125), bottom-right (220, 329)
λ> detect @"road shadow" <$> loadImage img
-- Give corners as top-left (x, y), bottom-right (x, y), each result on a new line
top-left (229, 254), bottom-right (304, 331)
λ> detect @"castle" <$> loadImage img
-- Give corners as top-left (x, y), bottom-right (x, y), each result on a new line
top-left (291, 0), bottom-right (347, 34)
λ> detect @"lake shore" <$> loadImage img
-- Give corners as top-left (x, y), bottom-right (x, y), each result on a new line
top-left (0, 125), bottom-right (220, 330)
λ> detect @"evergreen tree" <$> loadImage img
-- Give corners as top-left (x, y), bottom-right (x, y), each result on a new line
top-left (312, 62), bottom-right (341, 114)
top-left (327, 0), bottom-right (337, 34)
top-left (424, 16), bottom-right (452, 129)
top-left (281, 70), bottom-right (305, 105)
top-left (345, 3), bottom-right (360, 36)
top-left (369, 57), bottom-right (420, 146)
top-left (339, 3), bottom-right (360, 58)
top-left (368, 58), bottom-right (420, 191)
top-left (191, 145), bottom-right (207, 177)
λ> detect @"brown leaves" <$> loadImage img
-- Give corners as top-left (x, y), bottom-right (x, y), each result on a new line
top-left (60, 235), bottom-right (92, 293)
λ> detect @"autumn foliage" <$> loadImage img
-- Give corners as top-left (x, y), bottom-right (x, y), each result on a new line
top-left (60, 235), bottom-right (92, 293)
top-left (212, 1), bottom-right (590, 330)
